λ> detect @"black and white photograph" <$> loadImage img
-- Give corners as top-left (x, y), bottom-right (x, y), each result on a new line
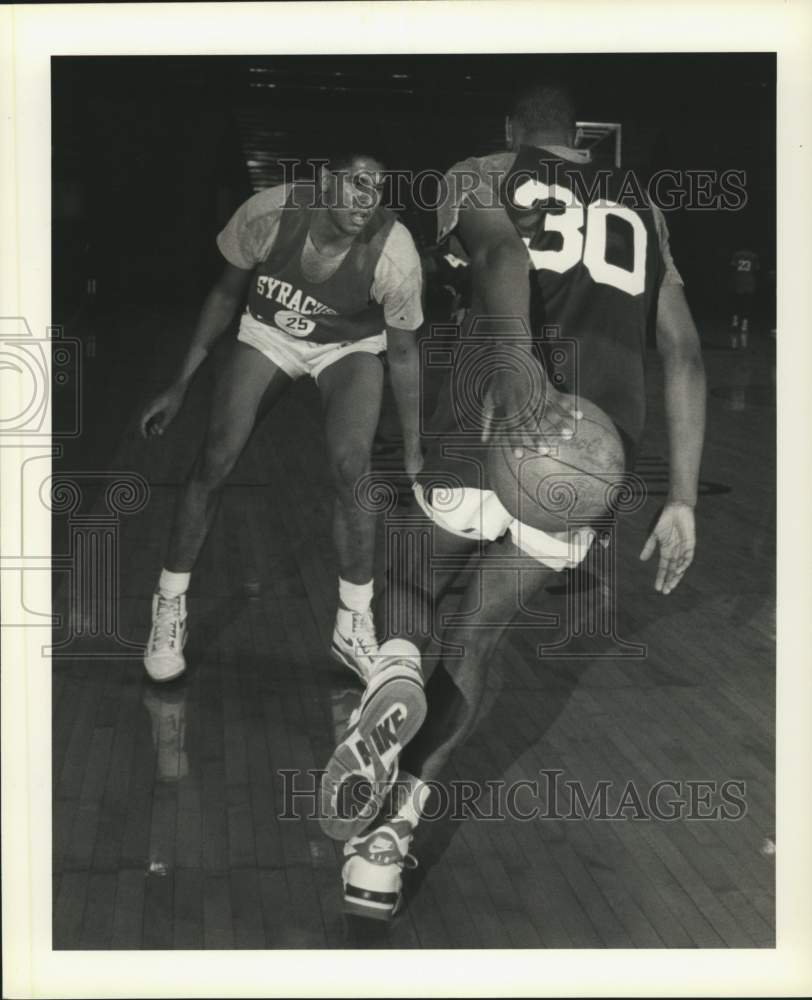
top-left (2, 2), bottom-right (812, 997)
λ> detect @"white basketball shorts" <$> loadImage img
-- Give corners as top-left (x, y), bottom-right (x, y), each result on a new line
top-left (237, 311), bottom-right (386, 382)
top-left (412, 482), bottom-right (595, 571)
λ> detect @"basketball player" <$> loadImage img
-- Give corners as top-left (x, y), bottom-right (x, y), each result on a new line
top-left (139, 151), bottom-right (424, 683)
top-left (320, 84), bottom-right (707, 920)
top-left (729, 245), bottom-right (760, 348)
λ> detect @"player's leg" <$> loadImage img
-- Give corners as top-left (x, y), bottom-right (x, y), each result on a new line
top-left (319, 486), bottom-right (482, 843)
top-left (321, 470), bottom-right (539, 839)
top-left (318, 351), bottom-right (385, 679)
top-left (145, 341), bottom-right (292, 681)
top-left (740, 292), bottom-right (751, 347)
top-left (730, 289), bottom-right (740, 348)
top-left (399, 532), bottom-right (555, 784)
top-left (341, 532), bottom-right (559, 920)
top-left (166, 343), bottom-right (291, 570)
top-left (380, 497), bottom-right (483, 652)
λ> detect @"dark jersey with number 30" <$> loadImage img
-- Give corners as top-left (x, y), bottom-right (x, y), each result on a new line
top-left (502, 144), bottom-right (665, 448)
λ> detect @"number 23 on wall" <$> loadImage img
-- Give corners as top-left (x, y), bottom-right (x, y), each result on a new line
top-left (514, 178), bottom-right (647, 296)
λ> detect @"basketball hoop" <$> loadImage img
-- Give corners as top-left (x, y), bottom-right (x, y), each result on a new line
top-left (575, 121), bottom-right (622, 168)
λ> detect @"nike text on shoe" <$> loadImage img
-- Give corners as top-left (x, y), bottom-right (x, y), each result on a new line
top-left (320, 639), bottom-right (425, 841)
top-left (144, 592), bottom-right (188, 682)
top-left (331, 608), bottom-right (379, 682)
top-left (342, 819), bottom-right (417, 921)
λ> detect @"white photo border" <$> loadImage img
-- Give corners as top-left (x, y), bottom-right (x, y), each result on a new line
top-left (2, 2), bottom-right (811, 997)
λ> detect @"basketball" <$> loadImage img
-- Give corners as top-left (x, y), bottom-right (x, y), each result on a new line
top-left (487, 394), bottom-right (626, 532)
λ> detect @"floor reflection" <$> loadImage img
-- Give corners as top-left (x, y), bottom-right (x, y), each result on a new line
top-left (143, 681), bottom-right (190, 783)
top-left (711, 383), bottom-right (776, 410)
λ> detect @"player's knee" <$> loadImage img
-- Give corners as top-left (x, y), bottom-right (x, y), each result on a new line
top-left (194, 443), bottom-right (239, 490)
top-left (331, 447), bottom-right (371, 497)
top-left (463, 625), bottom-right (504, 659)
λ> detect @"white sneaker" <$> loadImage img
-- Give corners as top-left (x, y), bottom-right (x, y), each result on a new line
top-left (144, 592), bottom-right (187, 682)
top-left (320, 639), bottom-right (425, 841)
top-left (342, 818), bottom-right (417, 921)
top-left (331, 607), bottom-right (379, 682)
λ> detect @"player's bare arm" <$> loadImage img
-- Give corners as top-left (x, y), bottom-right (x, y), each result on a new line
top-left (640, 282), bottom-right (707, 594)
top-left (457, 201), bottom-right (579, 456)
top-left (139, 261), bottom-right (252, 438)
top-left (386, 325), bottom-right (424, 479)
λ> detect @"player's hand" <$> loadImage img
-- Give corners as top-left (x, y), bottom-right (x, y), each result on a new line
top-left (139, 382), bottom-right (187, 439)
top-left (481, 368), bottom-right (582, 457)
top-left (639, 502), bottom-right (696, 594)
top-left (539, 383), bottom-right (583, 443)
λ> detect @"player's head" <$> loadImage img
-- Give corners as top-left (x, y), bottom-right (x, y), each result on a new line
top-left (506, 82), bottom-right (577, 150)
top-left (320, 149), bottom-right (386, 236)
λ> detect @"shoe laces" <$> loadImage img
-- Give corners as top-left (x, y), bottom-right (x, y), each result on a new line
top-left (383, 820), bottom-right (418, 869)
top-left (378, 850), bottom-right (418, 872)
top-left (151, 594), bottom-right (181, 651)
top-left (351, 829), bottom-right (418, 870)
top-left (351, 610), bottom-right (378, 656)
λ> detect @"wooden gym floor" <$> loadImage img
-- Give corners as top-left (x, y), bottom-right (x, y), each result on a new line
top-left (52, 303), bottom-right (775, 949)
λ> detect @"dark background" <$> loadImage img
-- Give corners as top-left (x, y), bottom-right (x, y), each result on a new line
top-left (50, 53), bottom-right (775, 483)
top-left (52, 53), bottom-right (776, 316)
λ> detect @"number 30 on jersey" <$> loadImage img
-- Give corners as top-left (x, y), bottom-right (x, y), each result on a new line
top-left (513, 179), bottom-right (647, 296)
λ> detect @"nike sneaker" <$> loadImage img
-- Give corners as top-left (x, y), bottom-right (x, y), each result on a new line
top-left (144, 592), bottom-right (187, 682)
top-left (320, 639), bottom-right (424, 841)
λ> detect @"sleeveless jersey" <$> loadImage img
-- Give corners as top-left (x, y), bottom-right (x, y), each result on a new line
top-left (502, 144), bottom-right (663, 447)
top-left (420, 146), bottom-right (666, 496)
top-left (730, 249), bottom-right (758, 295)
top-left (246, 185), bottom-right (396, 338)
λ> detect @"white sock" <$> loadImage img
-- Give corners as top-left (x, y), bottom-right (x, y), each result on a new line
top-left (379, 637), bottom-right (420, 662)
top-left (158, 569), bottom-right (190, 599)
top-left (339, 577), bottom-right (373, 613)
